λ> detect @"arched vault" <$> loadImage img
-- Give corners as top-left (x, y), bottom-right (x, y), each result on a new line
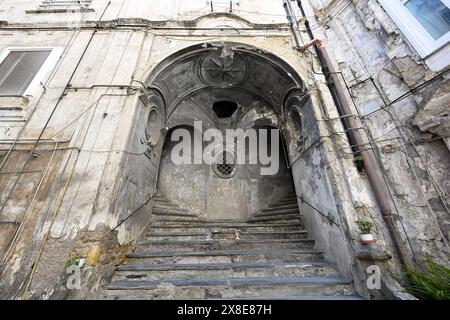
top-left (144, 42), bottom-right (307, 131)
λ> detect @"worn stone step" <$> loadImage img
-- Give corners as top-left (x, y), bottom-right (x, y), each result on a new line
top-left (154, 195), bottom-right (168, 202)
top-left (113, 261), bottom-right (339, 281)
top-left (239, 230), bottom-right (307, 239)
top-left (239, 230), bottom-right (308, 239)
top-left (126, 248), bottom-right (323, 264)
top-left (153, 201), bottom-right (188, 211)
top-left (147, 222), bottom-right (304, 233)
top-left (147, 226), bottom-right (305, 234)
top-left (254, 209), bottom-right (300, 218)
top-left (261, 203), bottom-right (299, 212)
top-left (151, 217), bottom-right (205, 223)
top-left (270, 197), bottom-right (297, 204)
top-left (145, 232), bottom-right (211, 241)
top-left (153, 203), bottom-right (182, 211)
top-left (144, 230), bottom-right (309, 241)
top-left (268, 198), bottom-right (298, 206)
top-left (152, 207), bottom-right (196, 216)
top-left (104, 276), bottom-right (354, 299)
top-left (135, 238), bottom-right (315, 252)
top-left (225, 295), bottom-right (366, 300)
top-left (249, 215), bottom-right (301, 223)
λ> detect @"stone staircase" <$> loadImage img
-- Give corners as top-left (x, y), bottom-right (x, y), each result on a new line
top-left (102, 193), bottom-right (361, 300)
top-left (150, 194), bottom-right (202, 223)
top-left (248, 193), bottom-right (303, 224)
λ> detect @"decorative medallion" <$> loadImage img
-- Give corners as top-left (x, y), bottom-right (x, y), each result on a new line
top-left (199, 46), bottom-right (248, 86)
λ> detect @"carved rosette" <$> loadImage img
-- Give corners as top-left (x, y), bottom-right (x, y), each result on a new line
top-left (199, 47), bottom-right (248, 87)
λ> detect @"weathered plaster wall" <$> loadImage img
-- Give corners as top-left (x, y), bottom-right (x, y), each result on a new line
top-left (0, 0), bottom-right (448, 300)
top-left (0, 0), bottom-right (287, 25)
top-left (300, 0), bottom-right (450, 266)
top-left (0, 27), bottom-right (153, 298)
top-left (157, 125), bottom-right (295, 221)
top-left (157, 125), bottom-right (212, 219)
top-left (0, 7), bottom-right (314, 298)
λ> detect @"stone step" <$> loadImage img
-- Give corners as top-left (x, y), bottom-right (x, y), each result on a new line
top-left (147, 222), bottom-right (304, 233)
top-left (153, 198), bottom-right (176, 205)
top-left (268, 198), bottom-right (298, 206)
top-left (152, 207), bottom-right (197, 217)
top-left (154, 196), bottom-right (168, 202)
top-left (261, 203), bottom-right (299, 212)
top-left (153, 203), bottom-right (182, 211)
top-left (144, 232), bottom-right (214, 241)
top-left (144, 230), bottom-right (309, 241)
top-left (104, 276), bottom-right (354, 300)
top-left (135, 238), bottom-right (315, 252)
top-left (151, 217), bottom-right (205, 223)
top-left (126, 248), bottom-right (324, 264)
top-left (153, 201), bottom-right (190, 211)
top-left (270, 195), bottom-right (298, 204)
top-left (224, 295), bottom-right (366, 300)
top-left (113, 261), bottom-right (339, 282)
top-left (239, 230), bottom-right (308, 239)
top-left (254, 209), bottom-right (300, 218)
top-left (249, 215), bottom-right (301, 223)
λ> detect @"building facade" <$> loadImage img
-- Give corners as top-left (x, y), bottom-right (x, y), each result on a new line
top-left (0, 0), bottom-right (448, 299)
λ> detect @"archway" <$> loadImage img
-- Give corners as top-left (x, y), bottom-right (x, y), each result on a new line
top-left (105, 41), bottom-right (361, 300)
top-left (143, 42), bottom-right (307, 222)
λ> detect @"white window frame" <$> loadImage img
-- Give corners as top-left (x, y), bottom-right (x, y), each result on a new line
top-left (38, 0), bottom-right (93, 11)
top-left (0, 47), bottom-right (63, 97)
top-left (378, 0), bottom-right (450, 57)
top-left (208, 1), bottom-right (240, 4)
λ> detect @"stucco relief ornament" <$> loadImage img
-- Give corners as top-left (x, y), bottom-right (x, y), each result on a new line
top-left (199, 46), bottom-right (248, 87)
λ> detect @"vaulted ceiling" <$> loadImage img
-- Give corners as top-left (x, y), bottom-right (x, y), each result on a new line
top-left (146, 42), bottom-right (305, 127)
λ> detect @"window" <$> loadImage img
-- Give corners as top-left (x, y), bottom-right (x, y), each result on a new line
top-left (378, 0), bottom-right (450, 57)
top-left (208, 0), bottom-right (240, 12)
top-left (38, 0), bottom-right (93, 11)
top-left (0, 50), bottom-right (51, 96)
top-left (213, 101), bottom-right (238, 118)
top-left (208, 0), bottom-right (240, 4)
top-left (404, 0), bottom-right (450, 40)
top-left (213, 151), bottom-right (237, 179)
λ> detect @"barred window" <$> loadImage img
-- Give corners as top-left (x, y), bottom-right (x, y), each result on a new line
top-left (213, 151), bottom-right (237, 179)
top-left (38, 0), bottom-right (93, 11)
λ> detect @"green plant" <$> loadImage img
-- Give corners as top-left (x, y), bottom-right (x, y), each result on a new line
top-left (355, 219), bottom-right (373, 234)
top-left (353, 155), bottom-right (364, 171)
top-left (65, 256), bottom-right (82, 269)
top-left (404, 258), bottom-right (450, 300)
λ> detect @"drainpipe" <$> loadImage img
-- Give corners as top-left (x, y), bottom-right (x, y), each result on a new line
top-left (291, 0), bottom-right (415, 270)
top-left (283, 0), bottom-right (302, 49)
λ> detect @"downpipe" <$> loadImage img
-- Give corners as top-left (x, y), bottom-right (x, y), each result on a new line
top-left (289, 0), bottom-right (415, 270)
top-left (316, 43), bottom-right (415, 270)
top-left (283, 0), bottom-right (302, 49)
